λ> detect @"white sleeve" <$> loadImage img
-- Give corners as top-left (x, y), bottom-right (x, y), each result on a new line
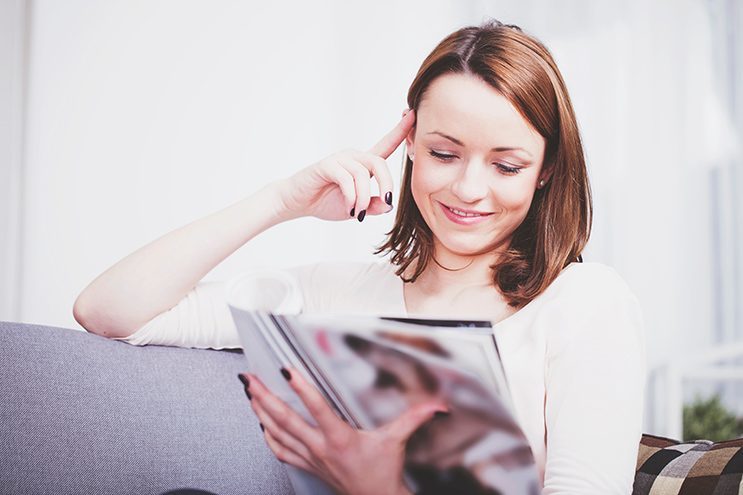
top-left (542, 267), bottom-right (646, 494)
top-left (111, 264), bottom-right (322, 350)
top-left (284, 261), bottom-right (398, 314)
top-left (112, 280), bottom-right (240, 350)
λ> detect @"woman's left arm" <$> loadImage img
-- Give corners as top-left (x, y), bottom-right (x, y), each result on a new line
top-left (238, 368), bottom-right (447, 495)
top-left (543, 268), bottom-right (646, 494)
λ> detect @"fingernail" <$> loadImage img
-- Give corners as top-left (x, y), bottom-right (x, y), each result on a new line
top-left (433, 410), bottom-right (450, 419)
top-left (245, 388), bottom-right (252, 400)
top-left (238, 373), bottom-right (250, 388)
top-left (357, 210), bottom-right (366, 222)
top-left (259, 423), bottom-right (265, 432)
top-left (280, 368), bottom-right (292, 381)
top-left (350, 207), bottom-right (355, 217)
top-left (385, 191), bottom-right (392, 206)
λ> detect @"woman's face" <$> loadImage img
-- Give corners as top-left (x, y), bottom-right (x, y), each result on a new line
top-left (405, 73), bottom-right (547, 259)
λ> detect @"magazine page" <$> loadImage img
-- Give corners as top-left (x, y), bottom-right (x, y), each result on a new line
top-left (280, 314), bottom-right (515, 416)
top-left (281, 313), bottom-right (540, 495)
top-left (226, 270), bottom-right (337, 495)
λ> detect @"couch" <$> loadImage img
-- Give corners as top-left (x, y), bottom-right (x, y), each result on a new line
top-left (2, 321), bottom-right (742, 495)
top-left (0, 321), bottom-right (292, 495)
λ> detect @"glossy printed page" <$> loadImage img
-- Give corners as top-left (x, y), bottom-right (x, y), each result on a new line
top-left (283, 313), bottom-right (540, 495)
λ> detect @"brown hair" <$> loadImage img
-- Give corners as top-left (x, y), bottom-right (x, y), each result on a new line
top-left (375, 19), bottom-right (592, 308)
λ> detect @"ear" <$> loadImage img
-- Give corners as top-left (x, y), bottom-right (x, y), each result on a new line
top-left (405, 127), bottom-right (416, 161)
top-left (538, 164), bottom-right (554, 188)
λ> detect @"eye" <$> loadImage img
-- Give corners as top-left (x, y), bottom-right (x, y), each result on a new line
top-left (429, 148), bottom-right (522, 175)
top-left (496, 163), bottom-right (521, 175)
top-left (428, 149), bottom-right (457, 161)
top-left (374, 369), bottom-right (405, 391)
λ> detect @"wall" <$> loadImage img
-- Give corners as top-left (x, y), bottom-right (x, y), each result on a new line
top-left (0, 0), bottom-right (27, 322)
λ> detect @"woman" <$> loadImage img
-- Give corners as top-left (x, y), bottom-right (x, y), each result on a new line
top-left (74, 19), bottom-right (645, 494)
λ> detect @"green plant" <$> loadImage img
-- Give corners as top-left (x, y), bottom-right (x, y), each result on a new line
top-left (683, 394), bottom-right (743, 442)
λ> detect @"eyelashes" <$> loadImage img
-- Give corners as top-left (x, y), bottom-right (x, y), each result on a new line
top-left (427, 149), bottom-right (521, 175)
top-left (428, 150), bottom-right (458, 162)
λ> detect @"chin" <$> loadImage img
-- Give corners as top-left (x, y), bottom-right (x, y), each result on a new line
top-left (433, 226), bottom-right (511, 257)
top-left (435, 234), bottom-right (496, 258)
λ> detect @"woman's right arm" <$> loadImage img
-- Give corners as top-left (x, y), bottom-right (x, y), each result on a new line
top-left (72, 183), bottom-right (293, 339)
top-left (73, 109), bottom-right (415, 340)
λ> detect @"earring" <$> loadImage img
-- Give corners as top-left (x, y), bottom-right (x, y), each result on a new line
top-left (538, 179), bottom-right (545, 188)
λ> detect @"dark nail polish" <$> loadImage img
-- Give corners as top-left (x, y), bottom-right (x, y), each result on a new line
top-left (238, 373), bottom-right (250, 388)
top-left (350, 207), bottom-right (355, 217)
top-left (433, 410), bottom-right (450, 419)
top-left (357, 210), bottom-right (366, 222)
top-left (259, 423), bottom-right (265, 432)
top-left (280, 368), bottom-right (292, 381)
top-left (245, 388), bottom-right (252, 400)
top-left (385, 191), bottom-right (392, 206)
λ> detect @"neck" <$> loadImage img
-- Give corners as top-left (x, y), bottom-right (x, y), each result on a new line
top-left (410, 242), bottom-right (500, 295)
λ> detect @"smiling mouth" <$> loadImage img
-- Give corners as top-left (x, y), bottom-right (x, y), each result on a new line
top-left (440, 202), bottom-right (493, 218)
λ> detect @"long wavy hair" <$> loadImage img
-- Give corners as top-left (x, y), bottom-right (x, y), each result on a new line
top-left (375, 19), bottom-right (592, 308)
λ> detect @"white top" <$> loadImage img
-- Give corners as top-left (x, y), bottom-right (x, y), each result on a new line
top-left (115, 260), bottom-right (646, 494)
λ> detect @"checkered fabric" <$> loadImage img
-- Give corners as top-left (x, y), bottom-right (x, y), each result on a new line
top-left (633, 434), bottom-right (743, 494)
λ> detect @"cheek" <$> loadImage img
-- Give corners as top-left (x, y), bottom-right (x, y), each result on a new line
top-left (410, 159), bottom-right (446, 204)
top-left (492, 180), bottom-right (536, 213)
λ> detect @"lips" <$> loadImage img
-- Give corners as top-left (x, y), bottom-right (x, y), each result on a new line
top-left (438, 201), bottom-right (493, 225)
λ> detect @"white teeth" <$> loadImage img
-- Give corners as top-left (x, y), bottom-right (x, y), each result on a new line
top-left (447, 206), bottom-right (483, 217)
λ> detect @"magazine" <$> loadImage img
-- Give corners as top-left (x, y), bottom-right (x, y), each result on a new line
top-left (226, 269), bottom-right (540, 495)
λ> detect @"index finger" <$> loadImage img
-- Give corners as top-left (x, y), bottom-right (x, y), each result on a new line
top-left (367, 109), bottom-right (416, 159)
top-left (281, 367), bottom-right (351, 435)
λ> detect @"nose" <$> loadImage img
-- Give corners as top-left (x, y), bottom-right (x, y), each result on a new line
top-left (450, 160), bottom-right (489, 204)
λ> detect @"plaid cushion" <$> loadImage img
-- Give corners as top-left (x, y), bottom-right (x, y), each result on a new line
top-left (634, 434), bottom-right (743, 494)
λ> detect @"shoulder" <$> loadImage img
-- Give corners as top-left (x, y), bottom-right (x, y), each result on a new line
top-left (540, 262), bottom-right (645, 357)
top-left (544, 261), bottom-right (638, 309)
top-left (556, 261), bottom-right (630, 289)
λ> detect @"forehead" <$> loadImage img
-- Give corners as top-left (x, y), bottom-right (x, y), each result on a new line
top-left (417, 73), bottom-right (544, 155)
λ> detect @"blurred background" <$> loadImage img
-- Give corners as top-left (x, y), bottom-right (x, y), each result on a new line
top-left (1, 0), bottom-right (741, 440)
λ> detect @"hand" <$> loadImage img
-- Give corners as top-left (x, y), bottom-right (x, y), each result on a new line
top-left (274, 109), bottom-right (415, 222)
top-left (238, 367), bottom-right (446, 495)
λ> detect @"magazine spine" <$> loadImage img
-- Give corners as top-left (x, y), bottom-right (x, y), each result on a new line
top-left (271, 314), bottom-right (362, 428)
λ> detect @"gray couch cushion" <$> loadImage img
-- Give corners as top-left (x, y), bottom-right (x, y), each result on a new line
top-left (0, 321), bottom-right (293, 495)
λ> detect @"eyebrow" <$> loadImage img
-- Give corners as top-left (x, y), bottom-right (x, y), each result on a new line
top-left (426, 130), bottom-right (533, 157)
